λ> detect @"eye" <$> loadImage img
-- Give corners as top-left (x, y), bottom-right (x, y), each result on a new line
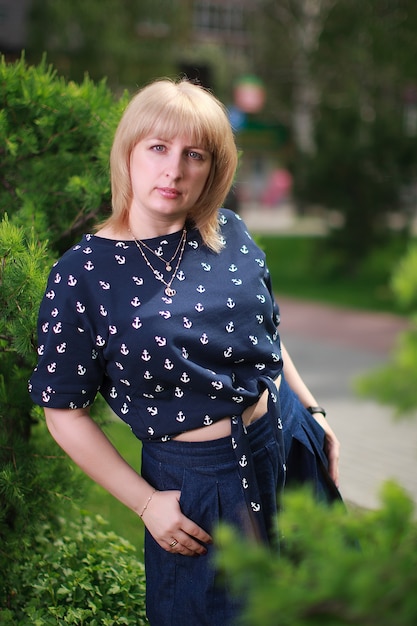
top-left (188, 150), bottom-right (203, 160)
top-left (151, 144), bottom-right (165, 152)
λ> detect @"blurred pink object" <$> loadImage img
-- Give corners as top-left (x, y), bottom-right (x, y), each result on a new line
top-left (261, 169), bottom-right (293, 206)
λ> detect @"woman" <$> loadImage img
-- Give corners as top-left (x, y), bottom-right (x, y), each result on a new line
top-left (29, 78), bottom-right (341, 625)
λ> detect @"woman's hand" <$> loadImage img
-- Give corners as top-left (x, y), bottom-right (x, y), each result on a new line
top-left (141, 489), bottom-right (212, 556)
top-left (312, 411), bottom-right (340, 487)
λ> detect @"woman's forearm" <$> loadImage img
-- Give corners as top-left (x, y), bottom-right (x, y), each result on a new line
top-left (44, 407), bottom-right (154, 516)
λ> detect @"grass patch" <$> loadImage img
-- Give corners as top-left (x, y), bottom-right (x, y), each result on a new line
top-left (260, 234), bottom-right (408, 313)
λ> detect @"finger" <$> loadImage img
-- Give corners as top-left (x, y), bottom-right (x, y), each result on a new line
top-left (180, 518), bottom-right (212, 545)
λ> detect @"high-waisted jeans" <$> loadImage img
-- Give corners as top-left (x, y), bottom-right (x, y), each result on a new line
top-left (141, 402), bottom-right (283, 626)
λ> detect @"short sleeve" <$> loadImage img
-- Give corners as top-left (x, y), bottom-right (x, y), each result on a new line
top-left (28, 261), bottom-right (105, 410)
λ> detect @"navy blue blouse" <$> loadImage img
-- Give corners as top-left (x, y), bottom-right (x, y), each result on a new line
top-left (29, 209), bottom-right (283, 441)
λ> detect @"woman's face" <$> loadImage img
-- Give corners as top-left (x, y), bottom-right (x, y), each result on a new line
top-left (128, 134), bottom-right (212, 234)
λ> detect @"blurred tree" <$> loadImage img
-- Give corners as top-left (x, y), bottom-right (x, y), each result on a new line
top-left (252, 0), bottom-right (417, 270)
top-left (27, 0), bottom-right (180, 91)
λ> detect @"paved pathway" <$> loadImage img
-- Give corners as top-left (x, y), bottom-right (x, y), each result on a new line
top-left (279, 296), bottom-right (417, 511)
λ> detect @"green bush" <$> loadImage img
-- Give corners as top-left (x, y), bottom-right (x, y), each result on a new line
top-left (1, 514), bottom-right (147, 625)
top-left (357, 243), bottom-right (417, 414)
top-left (216, 482), bottom-right (417, 626)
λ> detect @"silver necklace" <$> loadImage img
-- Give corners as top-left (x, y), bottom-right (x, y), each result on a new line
top-left (131, 228), bottom-right (187, 297)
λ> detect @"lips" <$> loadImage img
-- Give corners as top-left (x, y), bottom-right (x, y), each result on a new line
top-left (158, 187), bottom-right (181, 199)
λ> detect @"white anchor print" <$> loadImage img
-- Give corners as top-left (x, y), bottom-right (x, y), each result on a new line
top-left (54, 273), bottom-right (61, 283)
top-left (77, 365), bottom-right (86, 375)
top-left (37, 345), bottom-right (44, 355)
top-left (228, 264), bottom-right (238, 272)
top-left (159, 310), bottom-right (171, 319)
top-left (203, 416), bottom-right (213, 426)
top-left (183, 317), bottom-right (192, 329)
top-left (155, 336), bottom-right (167, 347)
top-left (255, 258), bottom-right (265, 267)
top-left (51, 308), bottom-right (59, 317)
top-left (251, 502), bottom-right (261, 512)
top-left (255, 363), bottom-right (266, 370)
top-left (56, 342), bottom-right (67, 353)
top-left (225, 321), bottom-right (234, 333)
top-left (115, 362), bottom-right (123, 370)
top-left (176, 411), bottom-right (186, 422)
top-left (231, 278), bottom-right (242, 285)
top-left (83, 247), bottom-right (93, 254)
top-left (223, 347), bottom-right (233, 358)
top-left (120, 379), bottom-right (131, 386)
top-left (155, 385), bottom-right (164, 392)
top-left (219, 214), bottom-right (227, 225)
top-left (99, 280), bottom-right (110, 290)
top-left (195, 303), bottom-right (204, 312)
top-left (272, 353), bottom-right (280, 362)
top-left (249, 335), bottom-right (258, 345)
top-left (96, 335), bottom-right (105, 347)
top-left (100, 305), bottom-right (108, 317)
top-left (182, 347), bottom-right (189, 359)
top-left (164, 359), bottom-right (174, 370)
top-left (131, 297), bottom-right (141, 307)
top-left (84, 261), bottom-right (94, 271)
top-left (231, 437), bottom-right (237, 449)
top-left (42, 322), bottom-right (49, 333)
top-left (120, 344), bottom-right (129, 355)
top-left (200, 333), bottom-right (209, 345)
top-left (161, 296), bottom-right (172, 304)
top-left (180, 372), bottom-right (190, 383)
top-left (109, 325), bottom-right (117, 335)
top-left (115, 255), bottom-right (126, 264)
top-left (226, 298), bottom-right (235, 308)
top-left (232, 396), bottom-right (244, 403)
top-left (242, 478), bottom-right (249, 489)
top-left (256, 294), bottom-right (266, 303)
top-left (148, 427), bottom-right (155, 435)
top-left (201, 262), bottom-right (211, 271)
top-left (132, 317), bottom-right (142, 329)
top-left (175, 387), bottom-right (184, 398)
top-left (47, 362), bottom-right (56, 373)
top-left (211, 380), bottom-right (223, 390)
top-left (116, 241), bottom-right (129, 249)
top-left (42, 391), bottom-right (51, 402)
top-left (52, 322), bottom-right (62, 334)
top-left (277, 418), bottom-right (283, 430)
top-left (147, 407), bottom-right (158, 416)
top-left (132, 276), bottom-right (144, 285)
top-left (141, 350), bottom-right (151, 361)
top-left (239, 455), bottom-right (248, 467)
top-left (176, 271), bottom-right (185, 281)
top-left (46, 290), bottom-right (55, 299)
top-left (76, 302), bottom-right (85, 313)
top-left (68, 275), bottom-right (77, 286)
top-left (144, 371), bottom-right (152, 380)
top-left (240, 245), bottom-right (249, 254)
top-left (110, 387), bottom-right (117, 398)
top-left (188, 240), bottom-right (198, 249)
top-left (91, 349), bottom-right (98, 359)
top-left (196, 284), bottom-right (205, 293)
top-left (121, 403), bottom-right (129, 415)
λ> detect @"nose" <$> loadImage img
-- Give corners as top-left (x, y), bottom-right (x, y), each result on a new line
top-left (164, 151), bottom-right (183, 180)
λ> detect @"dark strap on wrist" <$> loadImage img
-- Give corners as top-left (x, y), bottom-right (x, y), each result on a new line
top-left (307, 406), bottom-right (326, 418)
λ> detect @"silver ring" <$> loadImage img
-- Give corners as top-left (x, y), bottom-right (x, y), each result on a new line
top-left (169, 539), bottom-right (178, 548)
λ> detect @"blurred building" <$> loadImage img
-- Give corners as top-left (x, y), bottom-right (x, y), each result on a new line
top-left (0, 0), bottom-right (31, 57)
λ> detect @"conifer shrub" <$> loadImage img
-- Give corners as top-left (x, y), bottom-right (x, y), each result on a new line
top-left (216, 482), bottom-right (417, 626)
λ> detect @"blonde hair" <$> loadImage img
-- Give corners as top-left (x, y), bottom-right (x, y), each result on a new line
top-left (103, 78), bottom-right (238, 251)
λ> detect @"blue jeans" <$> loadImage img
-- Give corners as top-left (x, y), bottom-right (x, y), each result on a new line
top-left (141, 410), bottom-right (283, 625)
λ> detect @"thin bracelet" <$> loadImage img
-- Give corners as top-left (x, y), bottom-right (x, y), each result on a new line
top-left (139, 489), bottom-right (157, 519)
